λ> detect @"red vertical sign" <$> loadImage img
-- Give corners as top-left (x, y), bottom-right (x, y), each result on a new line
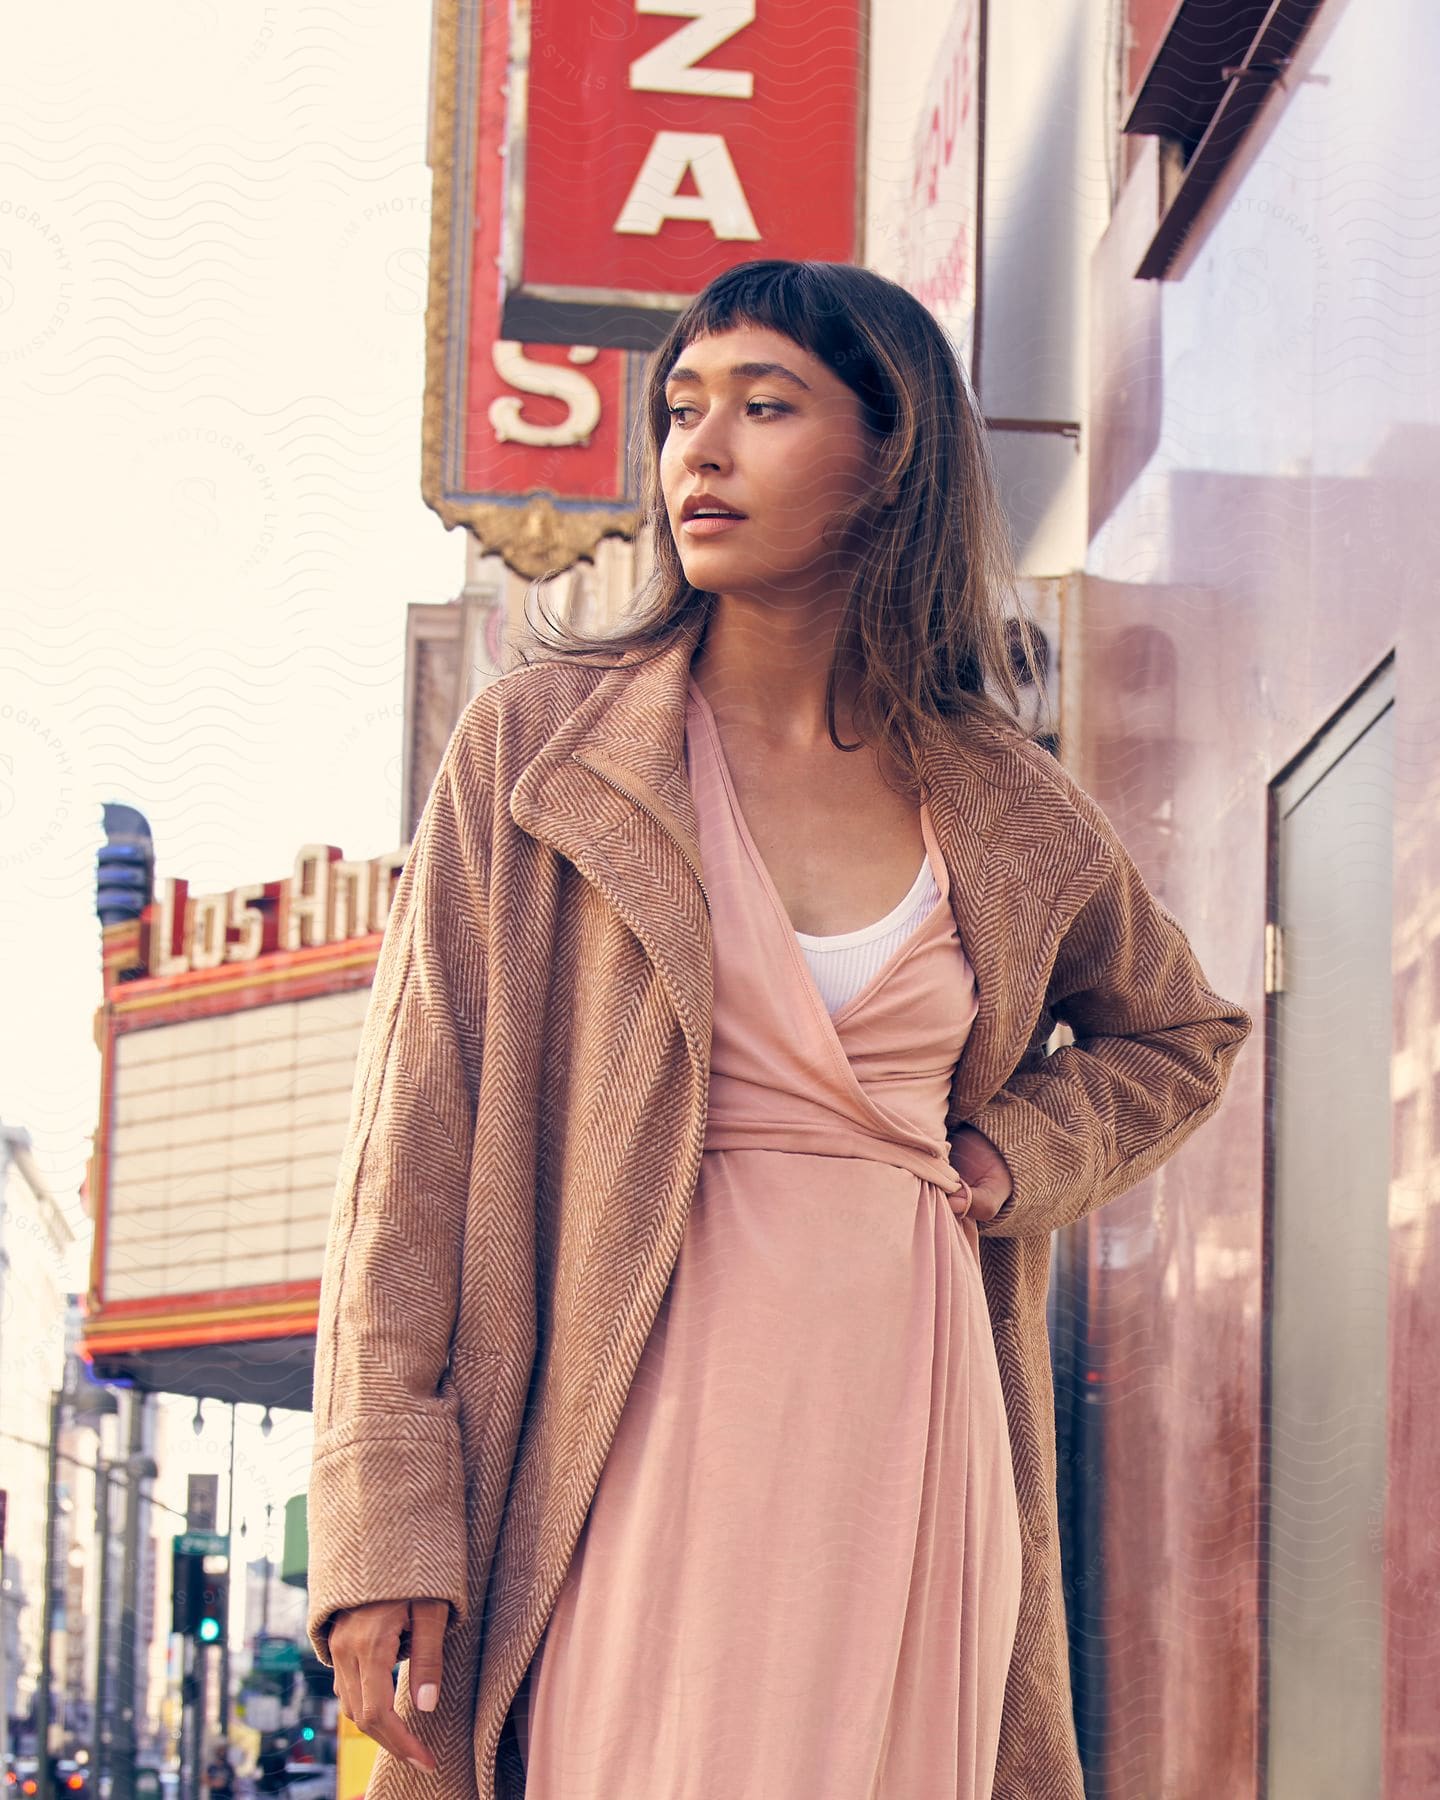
top-left (422, 0), bottom-right (643, 568)
top-left (898, 0), bottom-right (981, 376)
top-left (500, 0), bottom-right (868, 348)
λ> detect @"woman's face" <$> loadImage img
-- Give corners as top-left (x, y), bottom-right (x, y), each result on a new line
top-left (659, 324), bottom-right (877, 604)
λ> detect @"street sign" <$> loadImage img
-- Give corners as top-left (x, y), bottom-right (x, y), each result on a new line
top-left (256, 1637), bottom-right (302, 1673)
top-left (246, 1692), bottom-right (281, 1732)
top-left (186, 1472), bottom-right (219, 1532)
top-left (174, 1530), bottom-right (227, 1557)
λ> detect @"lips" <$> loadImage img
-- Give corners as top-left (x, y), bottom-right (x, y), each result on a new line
top-left (680, 493), bottom-right (747, 521)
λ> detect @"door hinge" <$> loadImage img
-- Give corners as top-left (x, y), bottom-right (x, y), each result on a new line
top-left (1264, 920), bottom-right (1285, 995)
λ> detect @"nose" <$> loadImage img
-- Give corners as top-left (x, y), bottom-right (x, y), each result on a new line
top-left (679, 406), bottom-right (733, 475)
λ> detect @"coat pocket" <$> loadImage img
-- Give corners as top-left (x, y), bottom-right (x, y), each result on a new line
top-left (444, 1344), bottom-right (504, 1502)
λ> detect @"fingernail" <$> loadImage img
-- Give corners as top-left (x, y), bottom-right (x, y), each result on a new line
top-left (407, 1757), bottom-right (433, 1773)
top-left (417, 1682), bottom-right (438, 1712)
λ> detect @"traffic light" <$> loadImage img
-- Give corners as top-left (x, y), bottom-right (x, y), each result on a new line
top-left (172, 1545), bottom-right (229, 1641)
top-left (172, 1547), bottom-right (201, 1636)
top-left (300, 1650), bottom-right (333, 1702)
top-left (196, 1560), bottom-right (229, 1643)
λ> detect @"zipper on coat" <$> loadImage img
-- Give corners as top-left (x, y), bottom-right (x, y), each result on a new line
top-left (574, 753), bottom-right (713, 919)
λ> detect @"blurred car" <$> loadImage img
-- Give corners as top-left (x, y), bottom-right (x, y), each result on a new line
top-left (96, 1766), bottom-right (173, 1800)
top-left (2, 1758), bottom-right (87, 1797)
top-left (282, 1766), bottom-right (335, 1800)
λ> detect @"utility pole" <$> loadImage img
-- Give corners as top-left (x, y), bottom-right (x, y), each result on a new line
top-left (110, 1392), bottom-right (155, 1800)
top-left (219, 1403), bottom-right (236, 1741)
top-left (0, 1120), bottom-right (23, 1777)
top-left (180, 1633), bottom-right (207, 1800)
top-left (32, 1388), bottom-right (63, 1800)
top-left (0, 1121), bottom-right (76, 1784)
top-left (260, 1501), bottom-right (273, 1638)
top-left (0, 1515), bottom-right (9, 1787)
top-left (0, 1534), bottom-right (7, 1782)
top-left (91, 1462), bottom-right (113, 1800)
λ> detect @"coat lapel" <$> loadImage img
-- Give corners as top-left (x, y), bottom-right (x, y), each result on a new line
top-left (918, 713), bottom-right (1111, 1123)
top-left (509, 613), bottom-right (1113, 1122)
top-left (508, 615), bottom-right (715, 1064)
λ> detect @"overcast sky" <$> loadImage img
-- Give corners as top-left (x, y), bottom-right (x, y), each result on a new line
top-left (2, 2), bottom-right (464, 1517)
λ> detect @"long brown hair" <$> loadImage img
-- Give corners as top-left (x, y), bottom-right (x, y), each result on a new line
top-left (517, 258), bottom-right (1051, 790)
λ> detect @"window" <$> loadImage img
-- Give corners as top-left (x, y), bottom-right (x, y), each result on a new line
top-left (1123, 0), bottom-right (1327, 277)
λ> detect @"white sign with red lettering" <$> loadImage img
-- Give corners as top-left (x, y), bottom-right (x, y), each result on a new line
top-left (900, 0), bottom-right (981, 377)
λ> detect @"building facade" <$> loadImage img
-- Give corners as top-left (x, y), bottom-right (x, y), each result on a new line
top-left (0, 1125), bottom-right (74, 1759)
top-left (1072, 1), bottom-right (1439, 1794)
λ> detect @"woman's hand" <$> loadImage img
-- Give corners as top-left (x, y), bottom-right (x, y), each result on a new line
top-left (948, 1125), bottom-right (1015, 1224)
top-left (329, 1597), bottom-right (448, 1775)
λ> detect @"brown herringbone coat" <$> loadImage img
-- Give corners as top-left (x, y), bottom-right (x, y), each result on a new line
top-left (306, 611), bottom-right (1252, 1798)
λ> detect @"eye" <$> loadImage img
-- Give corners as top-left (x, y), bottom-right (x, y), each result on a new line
top-left (669, 399), bottom-right (792, 426)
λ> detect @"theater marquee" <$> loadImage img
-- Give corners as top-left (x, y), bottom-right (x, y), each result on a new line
top-left (81, 840), bottom-right (409, 1409)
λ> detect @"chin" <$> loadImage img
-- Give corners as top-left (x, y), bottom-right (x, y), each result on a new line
top-left (679, 550), bottom-right (750, 585)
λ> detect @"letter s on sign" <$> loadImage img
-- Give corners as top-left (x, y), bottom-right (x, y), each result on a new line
top-left (489, 344), bottom-right (602, 447)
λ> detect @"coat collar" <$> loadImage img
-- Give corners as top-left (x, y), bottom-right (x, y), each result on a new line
top-left (510, 611), bottom-right (1113, 1121)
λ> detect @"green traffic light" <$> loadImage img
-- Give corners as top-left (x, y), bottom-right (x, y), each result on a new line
top-left (301, 1728), bottom-right (315, 1742)
top-left (198, 1618), bottom-right (221, 1643)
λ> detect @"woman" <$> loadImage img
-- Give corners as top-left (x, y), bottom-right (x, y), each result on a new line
top-left (305, 260), bottom-right (1251, 1800)
top-left (203, 1744), bottom-right (237, 1797)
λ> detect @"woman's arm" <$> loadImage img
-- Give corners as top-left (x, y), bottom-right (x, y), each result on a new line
top-left (305, 712), bottom-right (492, 1667)
top-left (963, 834), bottom-right (1252, 1239)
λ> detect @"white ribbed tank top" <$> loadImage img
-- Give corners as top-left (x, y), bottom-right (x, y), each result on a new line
top-left (796, 855), bottom-right (942, 1017)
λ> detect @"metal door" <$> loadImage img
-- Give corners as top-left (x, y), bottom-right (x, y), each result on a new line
top-left (1265, 661), bottom-right (1394, 1797)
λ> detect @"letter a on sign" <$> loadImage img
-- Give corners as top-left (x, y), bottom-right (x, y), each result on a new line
top-left (615, 132), bottom-right (761, 239)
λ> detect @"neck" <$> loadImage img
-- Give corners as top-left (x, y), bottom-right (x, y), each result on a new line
top-left (690, 591), bottom-right (864, 750)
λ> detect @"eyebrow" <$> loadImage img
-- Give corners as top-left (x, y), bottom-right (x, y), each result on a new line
top-left (663, 359), bottom-right (813, 393)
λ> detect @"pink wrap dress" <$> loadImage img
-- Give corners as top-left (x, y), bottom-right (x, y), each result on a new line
top-left (511, 676), bottom-right (1023, 1797)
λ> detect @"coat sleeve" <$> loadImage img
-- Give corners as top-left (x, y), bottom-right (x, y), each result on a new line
top-left (964, 832), bottom-right (1252, 1239)
top-left (304, 712), bottom-right (491, 1668)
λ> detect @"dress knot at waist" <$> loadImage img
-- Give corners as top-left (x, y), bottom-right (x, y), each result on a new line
top-left (702, 1112), bottom-right (962, 1195)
